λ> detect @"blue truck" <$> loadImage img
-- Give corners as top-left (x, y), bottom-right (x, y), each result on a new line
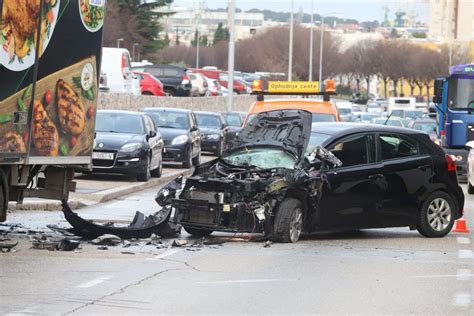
top-left (433, 64), bottom-right (474, 181)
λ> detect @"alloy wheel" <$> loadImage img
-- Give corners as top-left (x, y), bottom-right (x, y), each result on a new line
top-left (427, 198), bottom-right (452, 232)
top-left (289, 208), bottom-right (303, 243)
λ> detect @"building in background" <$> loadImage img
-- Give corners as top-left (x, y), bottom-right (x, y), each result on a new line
top-left (428, 0), bottom-right (474, 42)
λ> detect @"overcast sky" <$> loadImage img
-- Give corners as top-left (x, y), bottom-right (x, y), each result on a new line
top-left (172, 0), bottom-right (429, 23)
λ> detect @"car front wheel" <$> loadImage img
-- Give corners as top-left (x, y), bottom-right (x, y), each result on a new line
top-left (137, 157), bottom-right (151, 181)
top-left (273, 198), bottom-right (304, 243)
top-left (182, 148), bottom-right (192, 169)
top-left (417, 191), bottom-right (455, 237)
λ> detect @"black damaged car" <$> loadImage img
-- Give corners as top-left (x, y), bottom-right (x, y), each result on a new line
top-left (156, 110), bottom-right (464, 243)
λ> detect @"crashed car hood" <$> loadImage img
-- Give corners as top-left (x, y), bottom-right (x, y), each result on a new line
top-left (227, 109), bottom-right (312, 160)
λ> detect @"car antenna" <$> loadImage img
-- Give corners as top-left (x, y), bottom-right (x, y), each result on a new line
top-left (384, 112), bottom-right (393, 125)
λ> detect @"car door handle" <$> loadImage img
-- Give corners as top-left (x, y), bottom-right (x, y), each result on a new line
top-left (368, 174), bottom-right (384, 180)
top-left (418, 164), bottom-right (430, 170)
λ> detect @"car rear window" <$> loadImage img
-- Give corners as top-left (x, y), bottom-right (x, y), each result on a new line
top-left (196, 114), bottom-right (221, 128)
top-left (379, 134), bottom-right (419, 160)
top-left (312, 113), bottom-right (336, 122)
top-left (164, 67), bottom-right (179, 76)
top-left (146, 111), bottom-right (189, 129)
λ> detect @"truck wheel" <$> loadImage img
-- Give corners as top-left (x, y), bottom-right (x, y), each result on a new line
top-left (468, 181), bottom-right (474, 194)
top-left (273, 198), bottom-right (303, 243)
top-left (416, 191), bottom-right (455, 238)
top-left (137, 158), bottom-right (151, 181)
top-left (183, 226), bottom-right (213, 237)
top-left (0, 169), bottom-right (8, 222)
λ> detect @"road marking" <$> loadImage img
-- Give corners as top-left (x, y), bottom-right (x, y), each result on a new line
top-left (146, 249), bottom-right (183, 261)
top-left (458, 249), bottom-right (473, 259)
top-left (453, 293), bottom-right (471, 308)
top-left (412, 273), bottom-right (474, 279)
top-left (198, 279), bottom-right (297, 284)
top-left (76, 276), bottom-right (113, 288)
top-left (456, 237), bottom-right (471, 244)
top-left (5, 305), bottom-right (39, 316)
top-left (456, 269), bottom-right (472, 281)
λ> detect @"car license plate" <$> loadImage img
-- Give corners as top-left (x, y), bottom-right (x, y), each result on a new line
top-left (92, 152), bottom-right (114, 160)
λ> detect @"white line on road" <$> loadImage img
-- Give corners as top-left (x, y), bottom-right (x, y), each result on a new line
top-left (456, 237), bottom-right (471, 244)
top-left (198, 279), bottom-right (298, 284)
top-left (458, 249), bottom-right (473, 259)
top-left (453, 293), bottom-right (471, 308)
top-left (412, 274), bottom-right (474, 279)
top-left (457, 269), bottom-right (472, 281)
top-left (76, 276), bottom-right (113, 288)
top-left (146, 249), bottom-right (183, 261)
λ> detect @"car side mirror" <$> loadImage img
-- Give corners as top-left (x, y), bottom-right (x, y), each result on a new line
top-left (465, 141), bottom-right (474, 151)
top-left (433, 78), bottom-right (444, 103)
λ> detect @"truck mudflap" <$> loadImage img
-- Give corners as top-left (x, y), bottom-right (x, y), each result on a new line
top-left (61, 200), bottom-right (180, 240)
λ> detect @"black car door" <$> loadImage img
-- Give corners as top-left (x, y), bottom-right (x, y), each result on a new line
top-left (144, 115), bottom-right (163, 169)
top-left (190, 112), bottom-right (201, 156)
top-left (376, 133), bottom-right (433, 227)
top-left (317, 133), bottom-right (384, 230)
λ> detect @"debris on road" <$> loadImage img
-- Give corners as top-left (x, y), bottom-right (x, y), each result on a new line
top-left (91, 234), bottom-right (122, 246)
top-left (0, 238), bottom-right (18, 252)
top-left (172, 239), bottom-right (188, 247)
top-left (97, 246), bottom-right (108, 250)
top-left (263, 240), bottom-right (272, 248)
top-left (61, 200), bottom-right (181, 239)
top-left (57, 238), bottom-right (81, 251)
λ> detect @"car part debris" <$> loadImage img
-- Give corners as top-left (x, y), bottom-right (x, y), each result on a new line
top-left (47, 224), bottom-right (77, 237)
top-left (61, 200), bottom-right (180, 240)
top-left (57, 238), bottom-right (81, 251)
top-left (263, 240), bottom-right (272, 248)
top-left (171, 239), bottom-right (188, 247)
top-left (97, 246), bottom-right (108, 250)
top-left (91, 234), bottom-right (122, 246)
top-left (121, 251), bottom-right (135, 255)
top-left (30, 235), bottom-right (59, 250)
top-left (0, 239), bottom-right (18, 252)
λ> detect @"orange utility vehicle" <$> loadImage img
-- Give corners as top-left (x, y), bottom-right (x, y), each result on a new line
top-left (244, 80), bottom-right (340, 125)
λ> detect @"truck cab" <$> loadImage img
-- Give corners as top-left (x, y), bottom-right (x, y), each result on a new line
top-left (433, 64), bottom-right (474, 181)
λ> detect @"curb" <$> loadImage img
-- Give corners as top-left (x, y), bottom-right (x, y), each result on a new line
top-left (8, 169), bottom-right (193, 212)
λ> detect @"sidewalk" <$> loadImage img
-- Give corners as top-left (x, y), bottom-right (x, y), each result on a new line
top-left (7, 166), bottom-right (192, 211)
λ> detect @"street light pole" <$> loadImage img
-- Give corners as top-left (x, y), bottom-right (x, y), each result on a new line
top-left (309, 0), bottom-right (314, 81)
top-left (117, 38), bottom-right (124, 48)
top-left (196, 28), bottom-right (200, 68)
top-left (132, 43), bottom-right (139, 62)
top-left (288, 0), bottom-right (294, 81)
top-left (227, 0), bottom-right (236, 112)
top-left (318, 15), bottom-right (324, 92)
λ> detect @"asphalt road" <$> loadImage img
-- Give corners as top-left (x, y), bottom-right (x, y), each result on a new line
top-left (1, 183), bottom-right (473, 315)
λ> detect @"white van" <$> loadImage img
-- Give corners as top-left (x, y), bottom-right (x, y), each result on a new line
top-left (101, 47), bottom-right (133, 94)
top-left (387, 97), bottom-right (416, 117)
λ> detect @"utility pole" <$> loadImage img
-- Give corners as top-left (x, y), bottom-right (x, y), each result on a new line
top-left (309, 0), bottom-right (314, 81)
top-left (319, 15), bottom-right (325, 92)
top-left (195, 1), bottom-right (201, 68)
top-left (227, 0), bottom-right (236, 112)
top-left (288, 0), bottom-right (294, 81)
top-left (196, 28), bottom-right (200, 68)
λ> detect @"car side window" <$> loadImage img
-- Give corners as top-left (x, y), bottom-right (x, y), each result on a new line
top-left (190, 113), bottom-right (197, 130)
top-left (379, 134), bottom-right (419, 160)
top-left (164, 68), bottom-right (178, 76)
top-left (328, 134), bottom-right (376, 168)
top-left (144, 116), bottom-right (154, 133)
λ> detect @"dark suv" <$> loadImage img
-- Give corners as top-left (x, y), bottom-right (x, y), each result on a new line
top-left (132, 65), bottom-right (191, 97)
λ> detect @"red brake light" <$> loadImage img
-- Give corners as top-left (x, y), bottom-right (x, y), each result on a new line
top-left (440, 130), bottom-right (446, 136)
top-left (445, 154), bottom-right (456, 172)
top-left (121, 53), bottom-right (127, 79)
top-left (182, 75), bottom-right (190, 84)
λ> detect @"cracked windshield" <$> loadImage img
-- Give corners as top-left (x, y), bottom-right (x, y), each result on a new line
top-left (1, 0), bottom-right (473, 315)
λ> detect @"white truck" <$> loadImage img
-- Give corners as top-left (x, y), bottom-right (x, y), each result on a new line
top-left (387, 97), bottom-right (417, 117)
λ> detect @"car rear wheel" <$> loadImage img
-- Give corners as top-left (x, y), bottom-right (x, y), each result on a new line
top-left (137, 157), bottom-right (151, 181)
top-left (151, 157), bottom-right (163, 178)
top-left (183, 226), bottom-right (213, 237)
top-left (417, 191), bottom-right (455, 238)
top-left (192, 151), bottom-right (201, 166)
top-left (164, 89), bottom-right (175, 97)
top-left (468, 181), bottom-right (474, 194)
top-left (182, 149), bottom-right (193, 169)
top-left (273, 198), bottom-right (303, 243)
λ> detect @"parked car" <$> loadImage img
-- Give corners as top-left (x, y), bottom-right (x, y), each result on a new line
top-left (132, 71), bottom-right (165, 96)
top-left (407, 118), bottom-right (438, 143)
top-left (190, 68), bottom-right (247, 94)
top-left (132, 64), bottom-right (191, 97)
top-left (101, 47), bottom-right (132, 93)
top-left (353, 112), bottom-right (380, 123)
top-left (156, 111), bottom-right (464, 242)
top-left (367, 102), bottom-right (383, 115)
top-left (142, 108), bottom-right (202, 168)
top-left (222, 111), bottom-right (244, 149)
top-left (466, 141), bottom-right (474, 193)
top-left (92, 110), bottom-right (164, 181)
top-left (372, 117), bottom-right (405, 127)
top-left (336, 101), bottom-right (353, 122)
top-left (195, 111), bottom-right (229, 156)
top-left (188, 72), bottom-right (208, 96)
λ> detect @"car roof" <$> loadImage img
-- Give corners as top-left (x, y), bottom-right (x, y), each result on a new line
top-left (247, 98), bottom-right (338, 115)
top-left (311, 122), bottom-right (424, 137)
top-left (98, 110), bottom-right (144, 116)
top-left (412, 118), bottom-right (437, 123)
top-left (195, 111), bottom-right (222, 116)
top-left (143, 107), bottom-right (191, 114)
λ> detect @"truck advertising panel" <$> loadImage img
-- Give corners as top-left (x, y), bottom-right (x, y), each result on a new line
top-left (0, 0), bottom-right (105, 164)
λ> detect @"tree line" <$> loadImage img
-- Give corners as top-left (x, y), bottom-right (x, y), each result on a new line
top-left (155, 24), bottom-right (470, 98)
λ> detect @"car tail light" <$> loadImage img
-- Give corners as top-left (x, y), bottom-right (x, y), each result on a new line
top-left (440, 130), bottom-right (446, 136)
top-left (445, 153), bottom-right (456, 172)
top-left (182, 74), bottom-right (190, 85)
